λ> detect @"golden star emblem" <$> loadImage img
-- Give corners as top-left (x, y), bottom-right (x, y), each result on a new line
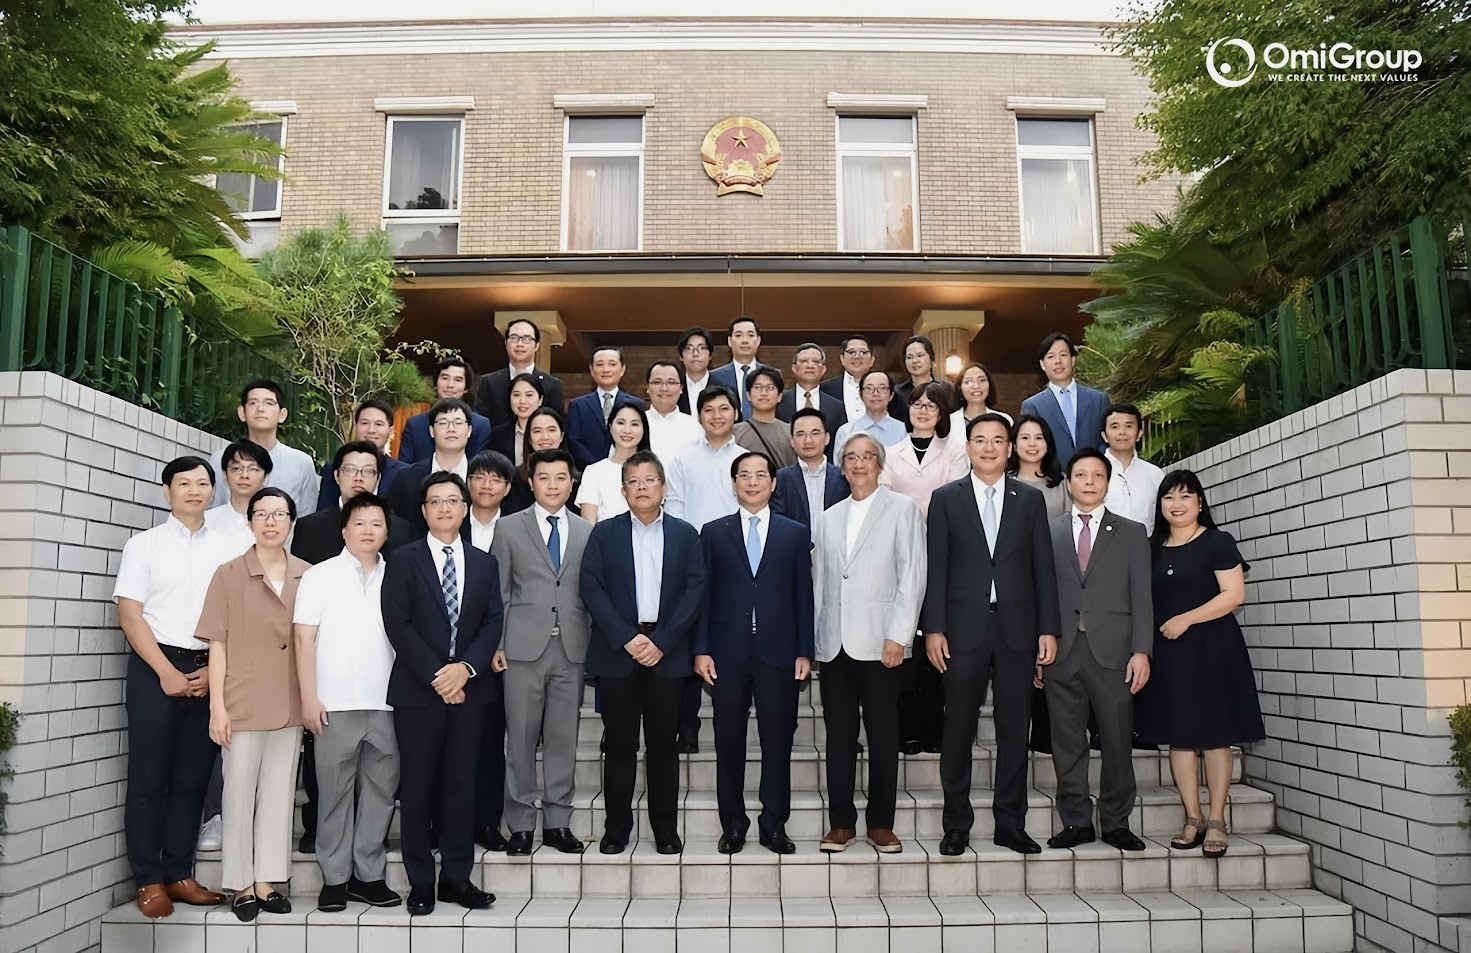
top-left (731, 129), bottom-right (749, 148)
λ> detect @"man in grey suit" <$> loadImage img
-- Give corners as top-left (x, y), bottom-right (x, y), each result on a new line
top-left (490, 447), bottom-right (593, 856)
top-left (1043, 447), bottom-right (1152, 852)
top-left (813, 432), bottom-right (925, 855)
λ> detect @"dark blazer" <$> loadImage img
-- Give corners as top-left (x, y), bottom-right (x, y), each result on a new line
top-left (694, 512), bottom-right (815, 668)
top-left (489, 423), bottom-right (519, 463)
top-left (919, 475), bottom-right (1061, 654)
top-left (580, 513), bottom-right (706, 679)
top-left (771, 462), bottom-right (850, 528)
top-left (819, 374), bottom-right (909, 423)
top-left (1050, 508), bottom-right (1152, 669)
top-left (380, 537), bottom-right (502, 708)
top-left (290, 507), bottom-right (416, 566)
top-left (475, 366), bottom-right (566, 429)
top-left (1019, 383), bottom-right (1110, 465)
top-left (567, 389), bottom-right (645, 469)
top-left (396, 410), bottom-right (492, 464)
top-left (776, 387), bottom-right (848, 462)
top-left (385, 458), bottom-right (465, 537)
top-left (675, 372), bottom-right (709, 415)
top-left (315, 456), bottom-right (407, 513)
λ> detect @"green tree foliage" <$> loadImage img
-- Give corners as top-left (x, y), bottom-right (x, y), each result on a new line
top-left (256, 217), bottom-right (438, 440)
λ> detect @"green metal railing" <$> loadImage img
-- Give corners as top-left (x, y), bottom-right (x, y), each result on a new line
top-left (1244, 216), bottom-right (1462, 419)
top-left (0, 224), bottom-right (335, 461)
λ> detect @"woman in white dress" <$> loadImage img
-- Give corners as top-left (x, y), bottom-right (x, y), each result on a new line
top-left (948, 361), bottom-right (1011, 437)
top-left (576, 403), bottom-right (652, 523)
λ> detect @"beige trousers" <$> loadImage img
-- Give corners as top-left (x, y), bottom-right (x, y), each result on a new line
top-left (221, 727), bottom-right (301, 891)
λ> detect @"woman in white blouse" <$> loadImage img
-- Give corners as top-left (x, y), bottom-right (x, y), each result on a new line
top-left (948, 361), bottom-right (1011, 437)
top-left (576, 403), bottom-right (652, 523)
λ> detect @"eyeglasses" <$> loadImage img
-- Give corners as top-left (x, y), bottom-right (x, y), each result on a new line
top-left (735, 472), bottom-right (772, 483)
top-left (843, 452), bottom-right (879, 464)
top-left (861, 385), bottom-right (891, 395)
top-left (250, 510), bottom-right (292, 524)
top-left (244, 398), bottom-right (279, 410)
top-left (434, 419), bottom-right (469, 430)
top-left (424, 497), bottom-right (466, 509)
top-left (681, 344), bottom-right (710, 354)
top-left (910, 402), bottom-right (939, 413)
top-left (969, 436), bottom-right (1009, 448)
top-left (506, 333), bottom-right (537, 345)
top-left (623, 477), bottom-right (664, 490)
top-left (749, 383), bottom-right (779, 394)
top-left (843, 348), bottom-right (871, 358)
top-left (793, 358), bottom-right (824, 367)
top-left (469, 474), bottom-right (509, 486)
top-left (227, 464), bottom-right (264, 477)
top-left (337, 466), bottom-right (379, 480)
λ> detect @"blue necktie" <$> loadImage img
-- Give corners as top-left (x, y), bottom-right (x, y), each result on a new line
top-left (441, 545), bottom-right (459, 655)
top-left (1059, 386), bottom-right (1077, 444)
top-left (546, 515), bottom-right (562, 573)
top-left (739, 365), bottom-right (752, 420)
top-left (982, 486), bottom-right (998, 604)
top-left (746, 514), bottom-right (761, 628)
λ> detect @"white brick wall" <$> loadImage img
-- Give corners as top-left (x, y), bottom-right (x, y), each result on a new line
top-left (0, 372), bottom-right (224, 953)
top-left (1179, 368), bottom-right (1471, 953)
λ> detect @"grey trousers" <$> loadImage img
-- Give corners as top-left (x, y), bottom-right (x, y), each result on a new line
top-left (1045, 633), bottom-right (1138, 831)
top-left (313, 710), bottom-right (398, 885)
top-left (504, 637), bottom-right (583, 834)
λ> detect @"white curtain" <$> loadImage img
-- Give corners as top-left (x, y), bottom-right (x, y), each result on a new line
top-left (1020, 157), bottom-right (1095, 253)
top-left (567, 155), bottom-right (639, 250)
top-left (842, 156), bottom-right (915, 251)
top-left (387, 121), bottom-right (459, 211)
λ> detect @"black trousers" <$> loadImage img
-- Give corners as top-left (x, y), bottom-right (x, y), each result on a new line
top-left (475, 683), bottom-right (508, 833)
top-left (821, 650), bottom-right (902, 830)
top-left (712, 662), bottom-right (798, 835)
top-left (124, 651), bottom-right (218, 887)
top-left (394, 703), bottom-right (484, 885)
top-left (940, 642), bottom-right (1034, 834)
top-left (897, 653), bottom-right (944, 748)
top-left (300, 731), bottom-right (317, 840)
top-left (677, 675), bottom-right (703, 743)
top-left (598, 667), bottom-right (683, 837)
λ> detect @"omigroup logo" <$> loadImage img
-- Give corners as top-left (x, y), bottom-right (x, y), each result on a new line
top-left (1204, 38), bottom-right (1422, 87)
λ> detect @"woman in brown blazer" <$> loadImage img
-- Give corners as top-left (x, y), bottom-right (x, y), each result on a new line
top-left (197, 487), bottom-right (309, 921)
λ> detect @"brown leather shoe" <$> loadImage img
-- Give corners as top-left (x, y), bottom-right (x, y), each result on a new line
top-left (820, 828), bottom-right (857, 852)
top-left (165, 878), bottom-right (226, 906)
top-left (867, 828), bottom-right (903, 853)
top-left (136, 884), bottom-right (173, 919)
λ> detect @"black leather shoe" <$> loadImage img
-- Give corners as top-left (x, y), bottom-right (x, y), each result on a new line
top-left (297, 831), bottom-right (316, 854)
top-left (1102, 828), bottom-right (1147, 852)
top-left (543, 828), bottom-right (585, 854)
top-left (347, 877), bottom-right (401, 907)
top-left (654, 830), bottom-right (683, 855)
top-left (476, 827), bottom-right (509, 852)
top-left (1047, 825), bottom-right (1096, 849)
top-left (407, 884), bottom-right (435, 916)
top-left (599, 831), bottom-right (629, 854)
top-left (901, 740), bottom-right (922, 756)
top-left (317, 883), bottom-right (348, 913)
top-left (759, 828), bottom-right (796, 854)
top-left (717, 830), bottom-right (746, 854)
top-left (677, 737), bottom-right (699, 755)
top-left (438, 879), bottom-right (494, 910)
top-left (994, 829), bottom-right (1042, 854)
top-left (506, 831), bottom-right (535, 856)
top-left (938, 830), bottom-right (968, 856)
top-left (258, 891), bottom-right (292, 914)
top-left (921, 742), bottom-right (942, 754)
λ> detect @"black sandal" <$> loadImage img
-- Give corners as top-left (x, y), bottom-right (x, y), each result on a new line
top-left (259, 891), bottom-right (292, 914)
top-left (232, 894), bottom-right (259, 922)
top-left (1203, 819), bottom-right (1229, 858)
top-left (1171, 816), bottom-right (1206, 850)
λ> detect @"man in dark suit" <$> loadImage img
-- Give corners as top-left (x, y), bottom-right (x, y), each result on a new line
top-left (820, 333), bottom-right (908, 424)
top-left (675, 327), bottom-right (714, 416)
top-left (379, 472), bottom-right (500, 916)
top-left (777, 343), bottom-right (847, 457)
top-left (580, 450), bottom-right (706, 855)
top-left (475, 318), bottom-right (566, 427)
top-left (694, 451), bottom-right (815, 855)
top-left (398, 357), bottom-right (493, 464)
top-left (708, 317), bottom-right (774, 421)
top-left (567, 345), bottom-right (645, 469)
top-left (387, 400), bottom-right (475, 537)
top-left (921, 413), bottom-right (1061, 856)
top-left (295, 441), bottom-right (415, 565)
top-left (771, 408), bottom-right (849, 529)
top-left (316, 400), bottom-right (408, 512)
top-left (1019, 332), bottom-right (1110, 464)
top-left (1044, 448), bottom-right (1151, 852)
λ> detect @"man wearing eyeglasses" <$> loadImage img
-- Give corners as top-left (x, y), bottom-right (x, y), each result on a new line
top-left (832, 369), bottom-right (907, 451)
top-left (315, 399), bottom-right (409, 512)
top-left (732, 366), bottom-right (798, 469)
top-left (477, 319), bottom-right (567, 427)
top-left (776, 344), bottom-right (847, 455)
top-left (675, 327), bottom-right (714, 415)
top-left (579, 450), bottom-right (706, 855)
top-left (820, 334), bottom-right (908, 423)
top-left (211, 379), bottom-right (318, 512)
top-left (387, 399), bottom-right (477, 536)
top-left (204, 439), bottom-right (273, 559)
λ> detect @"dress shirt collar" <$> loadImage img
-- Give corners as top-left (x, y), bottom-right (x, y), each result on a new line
top-left (510, 362), bottom-right (536, 377)
top-left (971, 472), bottom-right (1006, 493)
top-left (427, 533), bottom-right (463, 553)
top-left (1072, 503), bottom-right (1106, 521)
top-left (597, 387), bottom-right (619, 400)
top-left (649, 406), bottom-right (681, 421)
top-left (699, 434), bottom-right (735, 452)
top-left (534, 502), bottom-right (569, 525)
top-left (432, 452), bottom-right (468, 479)
top-left (800, 459), bottom-right (827, 477)
top-left (1104, 448), bottom-right (1138, 473)
top-left (471, 509), bottom-right (500, 532)
top-left (1048, 379), bottom-right (1076, 398)
top-left (347, 550), bottom-right (386, 585)
top-left (733, 360), bottom-right (755, 372)
top-left (797, 385), bottom-right (821, 404)
top-left (738, 505), bottom-right (771, 527)
top-left (166, 514), bottom-right (208, 538)
top-left (631, 511), bottom-right (664, 532)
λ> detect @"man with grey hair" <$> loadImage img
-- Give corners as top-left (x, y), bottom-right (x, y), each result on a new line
top-left (812, 432), bottom-right (926, 854)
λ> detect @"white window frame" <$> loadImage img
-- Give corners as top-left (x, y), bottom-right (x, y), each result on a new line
top-left (834, 114), bottom-right (921, 254)
top-left (381, 114), bottom-right (465, 252)
top-left (1015, 116), bottom-right (1102, 256)
top-left (221, 117), bottom-right (287, 221)
top-left (560, 114), bottom-right (645, 253)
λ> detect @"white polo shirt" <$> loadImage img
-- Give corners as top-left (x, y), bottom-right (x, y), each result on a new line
top-left (292, 549), bottom-right (394, 712)
top-left (113, 515), bottom-right (239, 650)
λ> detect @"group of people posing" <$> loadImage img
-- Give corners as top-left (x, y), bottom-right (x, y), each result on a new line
top-left (116, 320), bottom-right (1265, 923)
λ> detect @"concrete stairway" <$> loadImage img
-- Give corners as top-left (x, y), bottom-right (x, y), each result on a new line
top-left (100, 685), bottom-right (1352, 952)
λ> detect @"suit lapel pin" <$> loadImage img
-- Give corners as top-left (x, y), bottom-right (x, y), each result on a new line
top-left (1105, 525), bottom-right (1113, 532)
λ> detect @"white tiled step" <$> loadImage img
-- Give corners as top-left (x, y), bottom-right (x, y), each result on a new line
top-left (579, 699), bottom-right (1001, 745)
top-left (194, 832), bottom-right (1312, 900)
top-left (100, 888), bottom-right (1354, 953)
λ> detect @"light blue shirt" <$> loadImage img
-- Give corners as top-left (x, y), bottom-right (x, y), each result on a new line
top-left (211, 439), bottom-right (320, 513)
top-left (664, 437), bottom-right (743, 530)
top-left (630, 513), bottom-right (664, 623)
top-left (834, 414), bottom-right (907, 451)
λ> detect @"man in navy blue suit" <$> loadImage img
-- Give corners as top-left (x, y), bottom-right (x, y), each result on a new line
top-left (316, 399), bottom-right (408, 512)
top-left (1019, 332), bottom-right (1110, 465)
top-left (694, 451), bottom-right (815, 855)
top-left (771, 408), bottom-right (850, 530)
top-left (567, 345), bottom-right (645, 469)
top-left (380, 472), bottom-right (500, 916)
top-left (708, 316), bottom-right (774, 421)
top-left (397, 357), bottom-right (493, 464)
top-left (580, 450), bottom-right (706, 855)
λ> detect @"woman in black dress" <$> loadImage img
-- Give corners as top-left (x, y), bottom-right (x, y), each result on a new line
top-left (1135, 469), bottom-right (1264, 859)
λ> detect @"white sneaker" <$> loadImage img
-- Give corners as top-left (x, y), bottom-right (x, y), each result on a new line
top-left (198, 815), bottom-right (222, 851)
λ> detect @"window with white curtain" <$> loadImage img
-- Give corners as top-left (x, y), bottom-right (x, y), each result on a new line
top-left (563, 115), bottom-right (643, 252)
top-left (382, 116), bottom-right (464, 255)
top-left (1016, 117), bottom-right (1100, 255)
top-left (217, 119), bottom-right (286, 220)
top-left (836, 115), bottom-right (918, 253)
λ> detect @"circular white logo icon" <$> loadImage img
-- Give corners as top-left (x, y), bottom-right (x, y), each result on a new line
top-left (1206, 38), bottom-right (1257, 87)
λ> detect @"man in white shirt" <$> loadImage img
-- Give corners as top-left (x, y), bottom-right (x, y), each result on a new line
top-left (387, 399), bottom-right (474, 535)
top-left (466, 449), bottom-right (513, 851)
top-left (1100, 403), bottom-right (1164, 535)
top-left (294, 492), bottom-right (403, 912)
top-left (676, 327), bottom-right (714, 416)
top-left (833, 369), bottom-right (907, 450)
top-left (645, 359), bottom-right (703, 462)
top-left (664, 386), bottom-right (744, 530)
top-left (211, 379), bottom-right (318, 513)
top-left (204, 440), bottom-right (270, 559)
top-left (115, 456), bottom-right (236, 918)
top-left (812, 433), bottom-right (925, 855)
